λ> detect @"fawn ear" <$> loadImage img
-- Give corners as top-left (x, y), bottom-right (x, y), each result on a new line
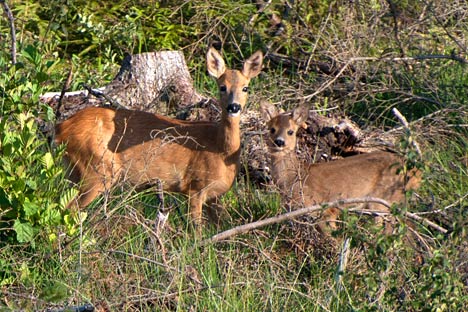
top-left (206, 47), bottom-right (226, 78)
top-left (242, 50), bottom-right (263, 79)
top-left (260, 101), bottom-right (278, 122)
top-left (292, 106), bottom-right (309, 129)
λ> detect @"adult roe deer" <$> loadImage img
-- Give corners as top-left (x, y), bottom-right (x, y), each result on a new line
top-left (55, 48), bottom-right (263, 227)
top-left (260, 102), bottom-right (421, 233)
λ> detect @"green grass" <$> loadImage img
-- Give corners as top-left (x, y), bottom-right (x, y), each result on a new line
top-left (1, 0), bottom-right (468, 310)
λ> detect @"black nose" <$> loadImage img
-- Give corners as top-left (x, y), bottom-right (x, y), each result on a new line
top-left (227, 103), bottom-right (242, 114)
top-left (274, 139), bottom-right (285, 147)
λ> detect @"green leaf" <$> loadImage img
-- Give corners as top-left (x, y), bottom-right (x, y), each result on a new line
top-left (42, 152), bottom-right (54, 170)
top-left (23, 199), bottom-right (40, 217)
top-left (35, 71), bottom-right (49, 83)
top-left (26, 179), bottom-right (38, 190)
top-left (60, 188), bottom-right (78, 209)
top-left (42, 206), bottom-right (61, 225)
top-left (13, 219), bottom-right (35, 243)
top-left (40, 281), bottom-right (68, 303)
top-left (43, 104), bottom-right (56, 122)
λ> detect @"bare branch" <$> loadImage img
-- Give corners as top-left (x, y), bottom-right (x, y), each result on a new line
top-left (56, 66), bottom-right (74, 120)
top-left (403, 211), bottom-right (448, 234)
top-left (203, 196), bottom-right (448, 245)
top-left (1, 0), bottom-right (17, 65)
top-left (392, 107), bottom-right (423, 158)
top-left (302, 54), bottom-right (468, 101)
top-left (204, 197), bottom-right (392, 244)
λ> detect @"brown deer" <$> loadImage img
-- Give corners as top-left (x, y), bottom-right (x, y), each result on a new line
top-left (260, 102), bottom-right (421, 233)
top-left (55, 48), bottom-right (263, 227)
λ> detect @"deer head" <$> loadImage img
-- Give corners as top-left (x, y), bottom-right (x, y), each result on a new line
top-left (261, 102), bottom-right (309, 153)
top-left (207, 48), bottom-right (263, 118)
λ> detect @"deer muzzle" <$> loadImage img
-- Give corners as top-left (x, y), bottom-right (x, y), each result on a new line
top-left (274, 138), bottom-right (285, 147)
top-left (227, 103), bottom-right (242, 116)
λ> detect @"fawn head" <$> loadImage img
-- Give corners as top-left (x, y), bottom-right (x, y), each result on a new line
top-left (207, 48), bottom-right (263, 117)
top-left (261, 102), bottom-right (309, 153)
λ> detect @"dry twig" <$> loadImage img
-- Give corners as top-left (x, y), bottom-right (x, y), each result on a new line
top-left (205, 197), bottom-right (389, 244)
top-left (392, 107), bottom-right (423, 158)
top-left (203, 196), bottom-right (447, 245)
top-left (302, 54), bottom-right (468, 101)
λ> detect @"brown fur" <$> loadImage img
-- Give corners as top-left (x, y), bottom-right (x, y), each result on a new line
top-left (55, 48), bottom-right (263, 227)
top-left (260, 102), bottom-right (422, 232)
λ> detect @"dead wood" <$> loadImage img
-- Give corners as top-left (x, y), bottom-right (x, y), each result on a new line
top-left (203, 197), bottom-right (446, 245)
top-left (41, 51), bottom-right (206, 122)
top-left (299, 111), bottom-right (367, 162)
top-left (105, 51), bottom-right (204, 112)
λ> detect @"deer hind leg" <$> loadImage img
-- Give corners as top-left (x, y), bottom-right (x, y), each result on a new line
top-left (68, 161), bottom-right (119, 210)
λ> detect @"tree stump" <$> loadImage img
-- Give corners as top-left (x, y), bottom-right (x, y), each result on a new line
top-left (41, 51), bottom-right (206, 122)
top-left (105, 51), bottom-right (204, 113)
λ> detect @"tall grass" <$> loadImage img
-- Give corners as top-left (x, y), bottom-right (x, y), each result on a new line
top-left (1, 0), bottom-right (467, 310)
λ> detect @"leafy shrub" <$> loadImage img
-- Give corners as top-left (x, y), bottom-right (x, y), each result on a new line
top-left (0, 43), bottom-right (80, 246)
top-left (0, 112), bottom-right (79, 245)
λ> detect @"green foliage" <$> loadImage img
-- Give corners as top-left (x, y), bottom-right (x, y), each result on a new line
top-left (0, 45), bottom-right (61, 115)
top-left (0, 41), bottom-right (80, 247)
top-left (1, 0), bottom-right (467, 309)
top-left (338, 217), bottom-right (467, 311)
top-left (0, 112), bottom-right (79, 244)
top-left (415, 248), bottom-right (467, 311)
top-left (10, 0), bottom-right (197, 58)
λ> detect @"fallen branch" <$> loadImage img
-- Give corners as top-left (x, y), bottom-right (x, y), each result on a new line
top-left (203, 196), bottom-right (448, 245)
top-left (403, 211), bottom-right (448, 234)
top-left (204, 197), bottom-right (392, 245)
top-left (347, 206), bottom-right (448, 234)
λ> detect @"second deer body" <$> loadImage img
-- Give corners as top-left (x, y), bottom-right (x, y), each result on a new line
top-left (55, 48), bottom-right (263, 227)
top-left (261, 103), bottom-right (421, 232)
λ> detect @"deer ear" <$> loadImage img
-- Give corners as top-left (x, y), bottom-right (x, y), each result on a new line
top-left (292, 106), bottom-right (309, 128)
top-left (206, 47), bottom-right (226, 78)
top-left (242, 50), bottom-right (263, 79)
top-left (260, 101), bottom-right (278, 122)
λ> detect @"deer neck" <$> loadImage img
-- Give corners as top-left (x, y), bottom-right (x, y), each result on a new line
top-left (269, 150), bottom-right (302, 189)
top-left (217, 114), bottom-right (241, 156)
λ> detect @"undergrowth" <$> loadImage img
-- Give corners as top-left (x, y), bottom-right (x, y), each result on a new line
top-left (1, 0), bottom-right (467, 311)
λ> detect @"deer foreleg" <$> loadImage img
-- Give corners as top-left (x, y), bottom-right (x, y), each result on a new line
top-left (188, 192), bottom-right (206, 231)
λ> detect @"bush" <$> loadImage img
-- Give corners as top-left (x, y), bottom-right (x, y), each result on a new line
top-left (0, 112), bottom-right (79, 245)
top-left (0, 44), bottom-right (80, 246)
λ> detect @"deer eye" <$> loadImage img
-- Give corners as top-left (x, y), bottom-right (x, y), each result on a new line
top-left (242, 86), bottom-right (249, 92)
top-left (287, 130), bottom-right (294, 136)
top-left (220, 85), bottom-right (227, 92)
top-left (270, 128), bottom-right (276, 134)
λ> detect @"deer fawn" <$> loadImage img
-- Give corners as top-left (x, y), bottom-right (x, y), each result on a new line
top-left (55, 48), bottom-right (263, 228)
top-left (260, 102), bottom-right (421, 233)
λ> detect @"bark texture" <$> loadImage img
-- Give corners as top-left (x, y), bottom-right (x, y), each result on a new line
top-left (42, 51), bottom-right (206, 122)
top-left (105, 51), bottom-right (204, 113)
